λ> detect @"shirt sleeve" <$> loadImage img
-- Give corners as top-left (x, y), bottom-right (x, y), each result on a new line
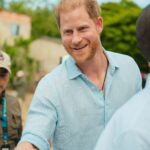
top-left (20, 77), bottom-right (58, 150)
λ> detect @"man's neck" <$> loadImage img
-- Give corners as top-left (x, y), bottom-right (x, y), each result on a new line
top-left (78, 50), bottom-right (108, 90)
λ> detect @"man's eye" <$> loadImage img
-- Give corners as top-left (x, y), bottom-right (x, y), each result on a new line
top-left (64, 30), bottom-right (72, 35)
top-left (79, 27), bottom-right (88, 32)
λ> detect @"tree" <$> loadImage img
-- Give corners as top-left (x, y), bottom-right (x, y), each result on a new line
top-left (3, 38), bottom-right (39, 88)
top-left (101, 1), bottom-right (148, 72)
top-left (0, 0), bottom-right (4, 8)
top-left (8, 0), bottom-right (60, 39)
top-left (31, 7), bottom-right (60, 39)
top-left (8, 0), bottom-right (33, 15)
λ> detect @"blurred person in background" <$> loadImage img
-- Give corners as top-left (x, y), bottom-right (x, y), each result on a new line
top-left (15, 0), bottom-right (142, 150)
top-left (94, 4), bottom-right (150, 150)
top-left (13, 70), bottom-right (27, 102)
top-left (0, 50), bottom-right (22, 150)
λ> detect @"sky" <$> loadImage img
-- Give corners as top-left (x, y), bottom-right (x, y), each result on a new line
top-left (50, 0), bottom-right (150, 8)
top-left (4, 0), bottom-right (150, 9)
top-left (98, 0), bottom-right (150, 7)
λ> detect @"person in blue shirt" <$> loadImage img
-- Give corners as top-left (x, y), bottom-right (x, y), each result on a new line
top-left (0, 51), bottom-right (22, 150)
top-left (94, 4), bottom-right (150, 150)
top-left (15, 0), bottom-right (142, 150)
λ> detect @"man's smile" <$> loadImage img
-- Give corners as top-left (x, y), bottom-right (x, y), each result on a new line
top-left (72, 44), bottom-right (88, 51)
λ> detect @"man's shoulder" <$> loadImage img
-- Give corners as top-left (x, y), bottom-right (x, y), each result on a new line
top-left (106, 51), bottom-right (134, 62)
top-left (114, 128), bottom-right (149, 149)
top-left (110, 89), bottom-right (148, 130)
top-left (45, 62), bottom-right (66, 75)
top-left (106, 51), bottom-right (139, 71)
top-left (38, 64), bottom-right (68, 87)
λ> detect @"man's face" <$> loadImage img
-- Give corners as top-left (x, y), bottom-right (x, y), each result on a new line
top-left (60, 6), bottom-right (103, 65)
top-left (0, 68), bottom-right (9, 94)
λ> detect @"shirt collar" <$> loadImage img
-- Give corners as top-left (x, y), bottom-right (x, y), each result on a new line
top-left (104, 50), bottom-right (119, 75)
top-left (65, 50), bottom-right (120, 79)
top-left (65, 56), bottom-right (82, 79)
top-left (145, 73), bottom-right (150, 89)
top-left (104, 50), bottom-right (119, 68)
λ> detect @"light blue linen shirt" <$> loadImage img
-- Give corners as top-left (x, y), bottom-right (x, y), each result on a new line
top-left (20, 51), bottom-right (142, 150)
top-left (94, 74), bottom-right (150, 150)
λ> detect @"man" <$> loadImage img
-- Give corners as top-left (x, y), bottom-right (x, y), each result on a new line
top-left (94, 5), bottom-right (150, 150)
top-left (0, 50), bottom-right (22, 149)
top-left (15, 0), bottom-right (142, 150)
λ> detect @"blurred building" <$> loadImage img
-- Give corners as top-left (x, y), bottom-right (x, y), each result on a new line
top-left (0, 9), bottom-right (31, 46)
top-left (29, 37), bottom-right (67, 73)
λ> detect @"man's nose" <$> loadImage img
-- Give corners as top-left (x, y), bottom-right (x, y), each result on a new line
top-left (72, 31), bottom-right (82, 45)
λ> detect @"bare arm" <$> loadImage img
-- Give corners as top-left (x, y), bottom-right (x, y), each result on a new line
top-left (15, 142), bottom-right (39, 150)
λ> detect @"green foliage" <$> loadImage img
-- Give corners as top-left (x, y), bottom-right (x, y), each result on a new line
top-left (3, 38), bottom-right (39, 88)
top-left (31, 7), bottom-right (60, 39)
top-left (8, 0), bottom-right (31, 14)
top-left (0, 0), bottom-right (4, 8)
top-left (101, 1), bottom-right (148, 72)
top-left (8, 0), bottom-right (60, 39)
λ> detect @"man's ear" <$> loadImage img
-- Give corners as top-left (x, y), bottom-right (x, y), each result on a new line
top-left (96, 16), bottom-right (103, 33)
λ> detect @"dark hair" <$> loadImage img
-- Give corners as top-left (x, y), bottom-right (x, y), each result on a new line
top-left (0, 68), bottom-right (9, 76)
top-left (55, 0), bottom-right (101, 27)
top-left (136, 5), bottom-right (150, 61)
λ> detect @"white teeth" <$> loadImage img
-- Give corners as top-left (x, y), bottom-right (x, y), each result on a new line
top-left (74, 48), bottom-right (81, 50)
top-left (73, 45), bottom-right (87, 50)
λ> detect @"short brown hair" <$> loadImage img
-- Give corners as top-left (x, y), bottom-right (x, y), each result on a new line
top-left (55, 0), bottom-right (101, 27)
top-left (136, 5), bottom-right (150, 61)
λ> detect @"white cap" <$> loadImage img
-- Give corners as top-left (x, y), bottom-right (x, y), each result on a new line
top-left (0, 50), bottom-right (11, 73)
